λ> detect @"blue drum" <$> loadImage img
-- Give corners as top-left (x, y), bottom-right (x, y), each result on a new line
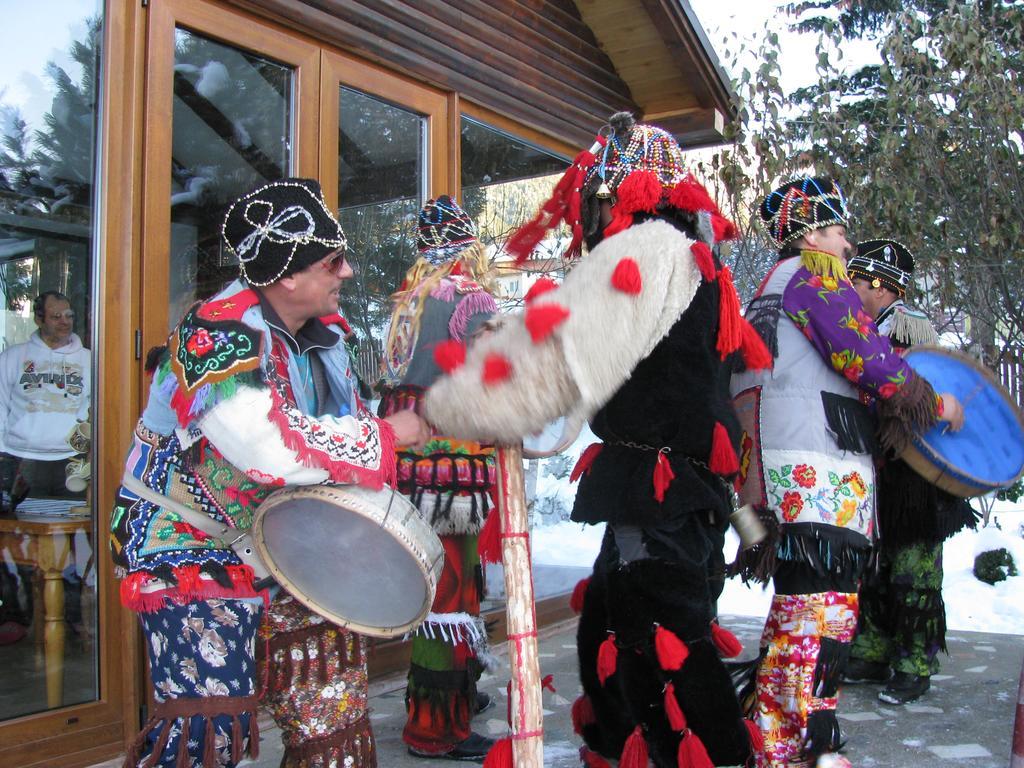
top-left (903, 345), bottom-right (1024, 497)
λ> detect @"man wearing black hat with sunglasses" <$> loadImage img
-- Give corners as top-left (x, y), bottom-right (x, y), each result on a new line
top-left (110, 178), bottom-right (429, 768)
top-left (844, 238), bottom-right (977, 705)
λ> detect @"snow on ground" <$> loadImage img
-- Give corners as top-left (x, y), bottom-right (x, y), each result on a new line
top-left (530, 457), bottom-right (1024, 635)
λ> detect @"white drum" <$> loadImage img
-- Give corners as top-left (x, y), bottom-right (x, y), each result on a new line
top-left (252, 484), bottom-right (444, 638)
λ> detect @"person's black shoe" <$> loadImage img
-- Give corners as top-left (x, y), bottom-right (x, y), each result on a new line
top-left (475, 691), bottom-right (494, 715)
top-left (878, 671), bottom-right (930, 704)
top-left (408, 732), bottom-right (495, 762)
top-left (842, 658), bottom-right (891, 684)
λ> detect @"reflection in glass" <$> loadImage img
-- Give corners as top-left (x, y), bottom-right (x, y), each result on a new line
top-left (0, 2), bottom-right (102, 720)
top-left (335, 87), bottom-right (425, 386)
top-left (168, 28), bottom-right (293, 326)
top-left (460, 117), bottom-right (569, 311)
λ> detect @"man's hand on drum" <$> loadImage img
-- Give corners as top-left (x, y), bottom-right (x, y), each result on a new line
top-left (939, 392), bottom-right (965, 432)
top-left (384, 409), bottom-right (431, 448)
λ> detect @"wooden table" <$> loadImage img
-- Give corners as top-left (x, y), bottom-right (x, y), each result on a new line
top-left (0, 514), bottom-right (90, 708)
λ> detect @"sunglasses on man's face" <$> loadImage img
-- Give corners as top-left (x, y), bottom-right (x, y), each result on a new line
top-left (320, 250), bottom-right (348, 276)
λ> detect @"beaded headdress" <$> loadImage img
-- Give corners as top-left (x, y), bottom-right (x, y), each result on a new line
top-left (759, 177), bottom-right (849, 249)
top-left (418, 195), bottom-right (479, 265)
top-left (848, 239), bottom-right (914, 296)
top-left (222, 178), bottom-right (347, 287)
top-left (506, 112), bottom-right (736, 265)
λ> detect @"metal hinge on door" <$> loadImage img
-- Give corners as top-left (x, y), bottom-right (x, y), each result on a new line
top-left (135, 329), bottom-right (142, 360)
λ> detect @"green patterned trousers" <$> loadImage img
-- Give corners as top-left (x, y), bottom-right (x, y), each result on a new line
top-left (851, 541), bottom-right (946, 677)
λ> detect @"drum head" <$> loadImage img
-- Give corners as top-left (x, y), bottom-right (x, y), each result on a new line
top-left (254, 488), bottom-right (431, 637)
top-left (522, 414), bottom-right (584, 459)
top-left (904, 346), bottom-right (1024, 496)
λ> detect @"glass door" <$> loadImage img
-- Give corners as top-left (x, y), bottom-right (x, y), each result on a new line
top-left (140, 0), bottom-right (320, 349)
top-left (319, 52), bottom-right (448, 384)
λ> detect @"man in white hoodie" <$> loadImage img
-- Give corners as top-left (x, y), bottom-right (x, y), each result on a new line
top-left (0, 290), bottom-right (90, 509)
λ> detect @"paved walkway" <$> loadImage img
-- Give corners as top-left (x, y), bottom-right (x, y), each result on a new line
top-left (223, 615), bottom-right (1022, 767)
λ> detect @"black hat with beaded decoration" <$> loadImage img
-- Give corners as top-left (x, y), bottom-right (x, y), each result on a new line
top-left (222, 177), bottom-right (347, 287)
top-left (848, 238), bottom-right (915, 296)
top-left (759, 177), bottom-right (849, 249)
top-left (417, 195), bottom-right (479, 265)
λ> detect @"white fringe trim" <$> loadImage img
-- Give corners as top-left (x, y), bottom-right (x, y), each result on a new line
top-left (408, 611), bottom-right (483, 645)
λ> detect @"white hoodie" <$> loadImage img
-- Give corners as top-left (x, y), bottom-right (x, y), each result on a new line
top-left (0, 331), bottom-right (91, 460)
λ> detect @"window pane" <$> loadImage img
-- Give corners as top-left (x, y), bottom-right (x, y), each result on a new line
top-left (335, 87), bottom-right (425, 384)
top-left (0, 2), bottom-right (102, 720)
top-left (168, 28), bottom-right (293, 326)
top-left (460, 117), bottom-right (569, 312)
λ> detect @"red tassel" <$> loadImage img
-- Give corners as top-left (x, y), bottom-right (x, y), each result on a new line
top-left (524, 302), bottom-right (570, 343)
top-left (580, 746), bottom-right (613, 768)
top-left (482, 353), bottom-right (513, 385)
top-left (615, 170), bottom-right (663, 215)
top-left (482, 736), bottom-right (513, 768)
top-left (677, 730), bottom-right (715, 768)
top-left (709, 421), bottom-right (739, 476)
top-left (570, 577), bottom-right (591, 614)
top-left (740, 319), bottom-right (772, 370)
top-left (620, 725), bottom-right (649, 768)
top-left (655, 625), bottom-right (690, 671)
top-left (653, 452), bottom-right (676, 503)
top-left (665, 681), bottom-right (688, 732)
top-left (611, 257), bottom-right (643, 294)
top-left (711, 623), bottom-right (743, 658)
top-left (668, 175), bottom-right (717, 213)
top-left (602, 206), bottom-right (634, 238)
top-left (597, 633), bottom-right (618, 685)
top-left (572, 694), bottom-right (597, 735)
top-left (477, 507), bottom-right (502, 565)
top-left (434, 339), bottom-right (466, 373)
top-left (716, 266), bottom-right (743, 358)
top-left (570, 443), bottom-right (603, 483)
top-left (690, 241), bottom-right (717, 283)
top-left (711, 212), bottom-right (738, 242)
top-left (174, 565), bottom-right (201, 595)
top-left (744, 719), bottom-right (764, 753)
top-left (524, 276), bottom-right (559, 304)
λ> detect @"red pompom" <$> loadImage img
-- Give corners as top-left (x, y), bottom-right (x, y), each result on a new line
top-left (615, 170), bottom-right (663, 216)
top-left (477, 507), bottom-right (502, 565)
top-left (665, 681), bottom-right (688, 732)
top-left (611, 258), bottom-right (643, 295)
top-left (524, 302), bottom-right (570, 343)
top-left (524, 276), bottom-right (559, 304)
top-left (571, 694), bottom-right (596, 735)
top-left (434, 339), bottom-right (466, 373)
top-left (677, 730), bottom-right (715, 768)
top-left (716, 266), bottom-right (743, 359)
top-left (482, 736), bottom-right (513, 768)
top-left (740, 319), bottom-right (772, 370)
top-left (482, 353), bottom-right (513, 385)
top-left (597, 634), bottom-right (618, 685)
top-left (690, 241), bottom-right (717, 283)
top-left (570, 443), bottom-right (604, 483)
top-left (709, 421), bottom-right (739, 476)
top-left (711, 623), bottom-right (743, 658)
top-left (620, 725), bottom-right (649, 768)
top-left (653, 452), bottom-right (676, 503)
top-left (570, 577), bottom-right (591, 614)
top-left (655, 625), bottom-right (690, 671)
top-left (744, 719), bottom-right (764, 753)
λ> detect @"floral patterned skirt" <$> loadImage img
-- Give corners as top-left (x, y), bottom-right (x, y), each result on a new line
top-left (261, 593), bottom-right (376, 768)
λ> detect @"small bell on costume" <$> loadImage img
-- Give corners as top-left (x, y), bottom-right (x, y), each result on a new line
top-left (596, 181), bottom-right (613, 199)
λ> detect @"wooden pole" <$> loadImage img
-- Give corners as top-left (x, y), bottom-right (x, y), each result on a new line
top-left (495, 443), bottom-right (543, 767)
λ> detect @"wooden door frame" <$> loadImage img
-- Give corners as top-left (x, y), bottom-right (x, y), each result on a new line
top-left (319, 49), bottom-right (450, 212)
top-left (139, 0), bottom-right (321, 355)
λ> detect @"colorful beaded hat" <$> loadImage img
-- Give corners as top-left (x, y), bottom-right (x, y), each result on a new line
top-left (222, 178), bottom-right (347, 287)
top-left (759, 177), bottom-right (849, 249)
top-left (848, 238), bottom-right (914, 296)
top-left (506, 112), bottom-right (736, 265)
top-left (417, 195), bottom-right (479, 265)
